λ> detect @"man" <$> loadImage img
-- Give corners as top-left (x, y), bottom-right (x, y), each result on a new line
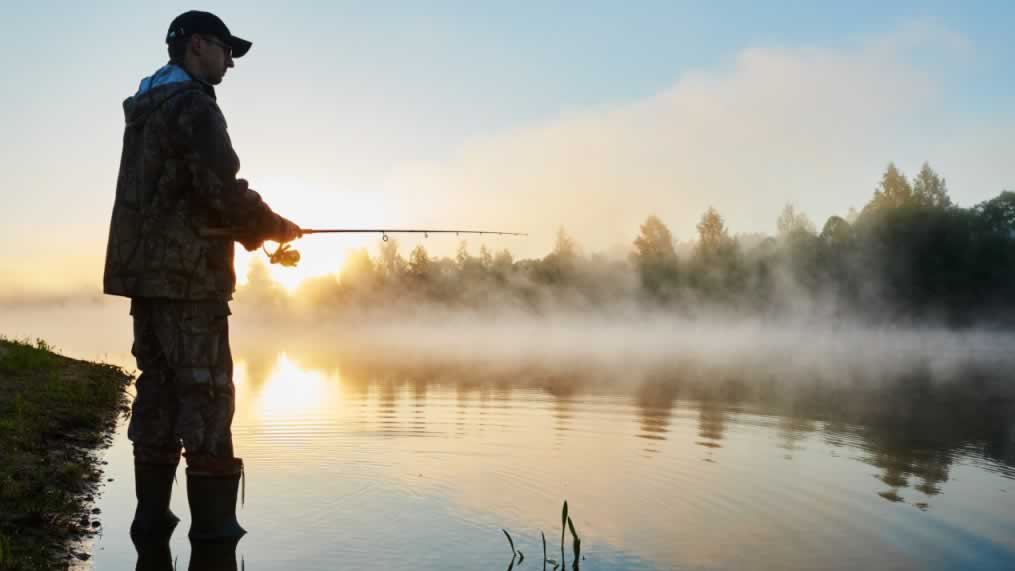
top-left (103, 11), bottom-right (300, 541)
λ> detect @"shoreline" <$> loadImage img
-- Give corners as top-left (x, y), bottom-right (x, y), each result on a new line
top-left (0, 338), bottom-right (131, 570)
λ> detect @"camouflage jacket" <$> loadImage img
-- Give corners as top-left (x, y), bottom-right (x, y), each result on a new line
top-left (104, 65), bottom-right (284, 300)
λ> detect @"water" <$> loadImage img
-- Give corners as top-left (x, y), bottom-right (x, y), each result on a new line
top-left (4, 300), bottom-right (1014, 570)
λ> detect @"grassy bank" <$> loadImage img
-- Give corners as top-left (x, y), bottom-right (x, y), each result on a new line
top-left (0, 338), bottom-right (130, 570)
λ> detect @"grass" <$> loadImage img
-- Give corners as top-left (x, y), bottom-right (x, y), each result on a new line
top-left (0, 337), bottom-right (130, 570)
top-left (502, 500), bottom-right (582, 570)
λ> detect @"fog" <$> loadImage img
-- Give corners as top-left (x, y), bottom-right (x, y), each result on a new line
top-left (4, 291), bottom-right (1013, 390)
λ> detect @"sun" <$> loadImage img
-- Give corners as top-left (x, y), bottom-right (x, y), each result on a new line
top-left (232, 174), bottom-right (395, 294)
top-left (235, 240), bottom-right (352, 295)
top-left (266, 256), bottom-right (306, 293)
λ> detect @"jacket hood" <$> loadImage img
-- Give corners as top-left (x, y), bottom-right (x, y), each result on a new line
top-left (123, 64), bottom-right (212, 127)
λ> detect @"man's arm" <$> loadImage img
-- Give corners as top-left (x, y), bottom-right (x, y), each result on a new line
top-left (174, 91), bottom-right (300, 248)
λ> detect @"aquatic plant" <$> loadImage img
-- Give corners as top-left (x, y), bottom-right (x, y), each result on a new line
top-left (502, 500), bottom-right (581, 570)
top-left (502, 528), bottom-right (523, 569)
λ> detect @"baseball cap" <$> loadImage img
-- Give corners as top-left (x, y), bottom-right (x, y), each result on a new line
top-left (166, 11), bottom-right (252, 58)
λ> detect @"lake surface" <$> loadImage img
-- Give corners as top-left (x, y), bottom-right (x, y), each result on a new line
top-left (4, 301), bottom-right (1015, 570)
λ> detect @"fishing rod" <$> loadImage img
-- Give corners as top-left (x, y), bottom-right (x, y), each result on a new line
top-left (199, 227), bottom-right (527, 267)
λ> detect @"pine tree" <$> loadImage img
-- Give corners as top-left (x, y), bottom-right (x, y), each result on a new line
top-left (864, 163), bottom-right (914, 213)
top-left (912, 162), bottom-right (952, 208)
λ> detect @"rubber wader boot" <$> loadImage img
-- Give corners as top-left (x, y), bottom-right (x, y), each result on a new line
top-left (130, 462), bottom-right (180, 538)
top-left (187, 458), bottom-right (246, 542)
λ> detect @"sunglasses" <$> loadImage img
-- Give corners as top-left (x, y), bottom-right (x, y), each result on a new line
top-left (198, 35), bottom-right (232, 58)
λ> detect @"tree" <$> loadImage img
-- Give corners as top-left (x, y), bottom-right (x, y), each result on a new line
top-left (776, 203), bottom-right (816, 239)
top-left (820, 216), bottom-right (851, 246)
top-left (553, 227), bottom-right (579, 263)
top-left (378, 237), bottom-right (405, 280)
top-left (478, 244), bottom-right (494, 269)
top-left (455, 240), bottom-right (488, 281)
top-left (975, 191), bottom-right (1015, 235)
top-left (455, 241), bottom-right (471, 268)
top-left (632, 215), bottom-right (676, 263)
top-left (339, 248), bottom-right (376, 289)
top-left (912, 162), bottom-right (952, 208)
top-left (246, 256), bottom-right (275, 288)
top-left (408, 244), bottom-right (432, 279)
top-left (240, 257), bottom-right (286, 304)
top-left (864, 162), bottom-right (914, 214)
top-left (691, 207), bottom-right (744, 299)
top-left (632, 216), bottom-right (679, 297)
top-left (696, 207), bottom-right (731, 258)
top-left (535, 227), bottom-right (581, 285)
top-left (492, 249), bottom-right (514, 276)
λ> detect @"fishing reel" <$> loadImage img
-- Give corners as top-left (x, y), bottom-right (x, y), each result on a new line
top-left (264, 242), bottom-right (301, 267)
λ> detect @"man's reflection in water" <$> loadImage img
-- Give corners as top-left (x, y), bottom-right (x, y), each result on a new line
top-left (189, 539), bottom-right (241, 571)
top-left (132, 534), bottom-right (173, 571)
top-left (133, 533), bottom-right (241, 571)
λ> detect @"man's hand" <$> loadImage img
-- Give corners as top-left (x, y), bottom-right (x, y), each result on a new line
top-left (276, 217), bottom-right (303, 243)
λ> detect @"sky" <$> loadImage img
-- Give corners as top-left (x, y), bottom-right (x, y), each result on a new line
top-left (1, 1), bottom-right (1013, 296)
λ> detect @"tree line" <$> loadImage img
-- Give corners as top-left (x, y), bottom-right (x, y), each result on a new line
top-left (240, 163), bottom-right (1015, 324)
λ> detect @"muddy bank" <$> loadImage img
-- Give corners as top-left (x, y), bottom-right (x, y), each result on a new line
top-left (0, 338), bottom-right (130, 570)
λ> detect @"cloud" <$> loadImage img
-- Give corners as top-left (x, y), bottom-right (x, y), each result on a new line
top-left (382, 23), bottom-right (1007, 259)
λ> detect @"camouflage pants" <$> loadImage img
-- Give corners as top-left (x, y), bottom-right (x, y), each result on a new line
top-left (127, 298), bottom-right (235, 465)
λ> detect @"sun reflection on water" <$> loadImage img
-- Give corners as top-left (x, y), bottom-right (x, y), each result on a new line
top-left (239, 352), bottom-right (342, 422)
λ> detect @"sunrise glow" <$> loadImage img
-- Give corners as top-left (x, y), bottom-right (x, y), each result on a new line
top-left (253, 352), bottom-right (339, 420)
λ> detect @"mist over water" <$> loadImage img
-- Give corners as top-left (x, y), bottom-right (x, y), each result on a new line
top-left (5, 295), bottom-right (1015, 411)
top-left (6, 293), bottom-right (1014, 425)
top-left (234, 307), bottom-right (1012, 376)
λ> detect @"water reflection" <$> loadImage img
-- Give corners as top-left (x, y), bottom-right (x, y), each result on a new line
top-left (550, 394), bottom-right (575, 441)
top-left (188, 539), bottom-right (241, 571)
top-left (327, 350), bottom-right (999, 432)
top-left (776, 416), bottom-right (816, 459)
top-left (455, 384), bottom-right (470, 437)
top-left (696, 400), bottom-right (727, 450)
top-left (809, 372), bottom-right (1015, 510)
top-left (133, 536), bottom-right (240, 571)
top-left (634, 378), bottom-right (677, 451)
top-left (377, 380), bottom-right (399, 435)
top-left (249, 352), bottom-right (335, 420)
top-left (236, 346), bottom-right (1015, 503)
top-left (98, 343), bottom-right (1015, 570)
top-left (132, 535), bottom-right (174, 571)
top-left (859, 422), bottom-right (957, 509)
top-left (411, 378), bottom-right (427, 436)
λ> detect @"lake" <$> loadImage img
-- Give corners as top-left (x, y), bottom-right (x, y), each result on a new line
top-left (3, 300), bottom-right (1014, 570)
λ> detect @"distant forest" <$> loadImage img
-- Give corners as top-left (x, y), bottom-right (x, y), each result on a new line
top-left (240, 163), bottom-right (1015, 325)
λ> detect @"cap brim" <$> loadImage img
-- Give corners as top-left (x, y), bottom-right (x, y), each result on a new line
top-left (228, 36), bottom-right (252, 58)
